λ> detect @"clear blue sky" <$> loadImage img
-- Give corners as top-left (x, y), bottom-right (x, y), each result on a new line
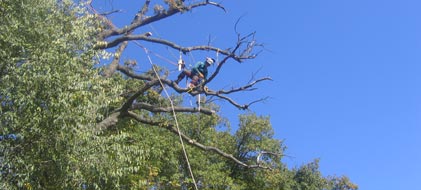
top-left (94, 0), bottom-right (421, 189)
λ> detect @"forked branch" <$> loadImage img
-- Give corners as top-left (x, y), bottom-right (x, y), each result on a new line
top-left (93, 0), bottom-right (274, 171)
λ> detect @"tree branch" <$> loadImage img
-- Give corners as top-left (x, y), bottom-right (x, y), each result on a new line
top-left (99, 1), bottom-right (221, 39)
top-left (97, 0), bottom-right (262, 78)
top-left (96, 34), bottom-right (241, 60)
top-left (117, 64), bottom-right (154, 81)
top-left (91, 0), bottom-right (276, 171)
top-left (99, 9), bottom-right (124, 16)
top-left (102, 0), bottom-right (151, 77)
top-left (95, 32), bottom-right (153, 49)
top-left (120, 79), bottom-right (160, 112)
top-left (212, 77), bottom-right (272, 95)
top-left (205, 1), bottom-right (226, 12)
top-left (207, 94), bottom-right (251, 110)
top-left (126, 111), bottom-right (272, 170)
top-left (257, 151), bottom-right (283, 161)
top-left (96, 112), bottom-right (121, 132)
top-left (179, 76), bottom-right (270, 109)
top-left (131, 102), bottom-right (215, 115)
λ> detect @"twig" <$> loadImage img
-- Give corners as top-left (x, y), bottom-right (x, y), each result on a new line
top-left (99, 9), bottom-right (123, 16)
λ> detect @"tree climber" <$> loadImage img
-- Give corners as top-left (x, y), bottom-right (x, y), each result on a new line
top-left (174, 57), bottom-right (215, 88)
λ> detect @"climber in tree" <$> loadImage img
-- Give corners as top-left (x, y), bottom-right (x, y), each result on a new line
top-left (175, 57), bottom-right (215, 87)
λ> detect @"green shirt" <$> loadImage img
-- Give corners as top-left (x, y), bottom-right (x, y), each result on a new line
top-left (192, 61), bottom-right (208, 78)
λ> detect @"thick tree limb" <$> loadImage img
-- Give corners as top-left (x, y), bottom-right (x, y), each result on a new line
top-left (126, 111), bottom-right (272, 170)
top-left (99, 1), bottom-right (229, 77)
top-left (131, 102), bottom-right (215, 115)
top-left (99, 1), bottom-right (223, 39)
top-left (95, 32), bottom-right (153, 49)
top-left (97, 76), bottom-right (215, 130)
top-left (117, 61), bottom-right (269, 111)
top-left (97, 34), bottom-right (232, 57)
top-left (116, 67), bottom-right (202, 95)
top-left (120, 79), bottom-right (160, 112)
top-left (96, 33), bottom-right (257, 67)
top-left (97, 34), bottom-right (258, 64)
top-left (96, 112), bottom-right (121, 131)
top-left (96, 79), bottom-right (158, 130)
top-left (92, 0), bottom-right (275, 172)
top-left (117, 64), bottom-right (154, 81)
top-left (103, 41), bottom-right (129, 77)
top-left (102, 0), bottom-right (151, 77)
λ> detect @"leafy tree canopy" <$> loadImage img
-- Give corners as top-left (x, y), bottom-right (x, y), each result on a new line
top-left (0, 0), bottom-right (358, 189)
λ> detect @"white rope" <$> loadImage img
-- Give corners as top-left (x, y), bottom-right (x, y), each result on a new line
top-left (198, 94), bottom-right (201, 112)
top-left (137, 42), bottom-right (199, 190)
top-left (188, 51), bottom-right (196, 68)
top-left (149, 24), bottom-right (179, 68)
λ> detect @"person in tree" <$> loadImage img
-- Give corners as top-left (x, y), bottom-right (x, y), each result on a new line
top-left (174, 57), bottom-right (215, 87)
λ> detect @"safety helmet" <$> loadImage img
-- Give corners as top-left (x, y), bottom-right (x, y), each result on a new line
top-left (205, 57), bottom-right (215, 65)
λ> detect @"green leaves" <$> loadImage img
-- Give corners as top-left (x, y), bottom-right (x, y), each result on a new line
top-left (0, 0), bottom-right (357, 189)
top-left (0, 0), bottom-right (124, 189)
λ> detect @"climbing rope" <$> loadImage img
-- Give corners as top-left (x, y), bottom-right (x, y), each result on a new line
top-left (148, 49), bottom-right (178, 66)
top-left (136, 41), bottom-right (199, 190)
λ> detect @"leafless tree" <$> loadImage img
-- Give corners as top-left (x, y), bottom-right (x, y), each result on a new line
top-left (90, 0), bottom-right (276, 169)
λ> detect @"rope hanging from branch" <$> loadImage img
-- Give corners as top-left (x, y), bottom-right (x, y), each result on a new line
top-left (136, 42), bottom-right (199, 190)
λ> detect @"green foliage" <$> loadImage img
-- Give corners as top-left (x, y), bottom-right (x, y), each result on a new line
top-left (235, 114), bottom-right (283, 161)
top-left (0, 0), bottom-right (358, 189)
top-left (0, 0), bottom-right (124, 189)
top-left (292, 159), bottom-right (329, 190)
top-left (327, 175), bottom-right (359, 190)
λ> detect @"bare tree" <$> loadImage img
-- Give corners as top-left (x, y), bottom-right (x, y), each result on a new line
top-left (90, 0), bottom-right (275, 170)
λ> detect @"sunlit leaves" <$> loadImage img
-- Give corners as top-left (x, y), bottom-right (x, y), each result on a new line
top-left (0, 0), bottom-right (124, 189)
top-left (0, 0), bottom-right (358, 189)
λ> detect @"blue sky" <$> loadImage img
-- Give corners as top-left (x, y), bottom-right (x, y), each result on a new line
top-left (94, 0), bottom-right (421, 189)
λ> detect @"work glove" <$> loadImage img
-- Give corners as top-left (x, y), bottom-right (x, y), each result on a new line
top-left (198, 72), bottom-right (204, 78)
